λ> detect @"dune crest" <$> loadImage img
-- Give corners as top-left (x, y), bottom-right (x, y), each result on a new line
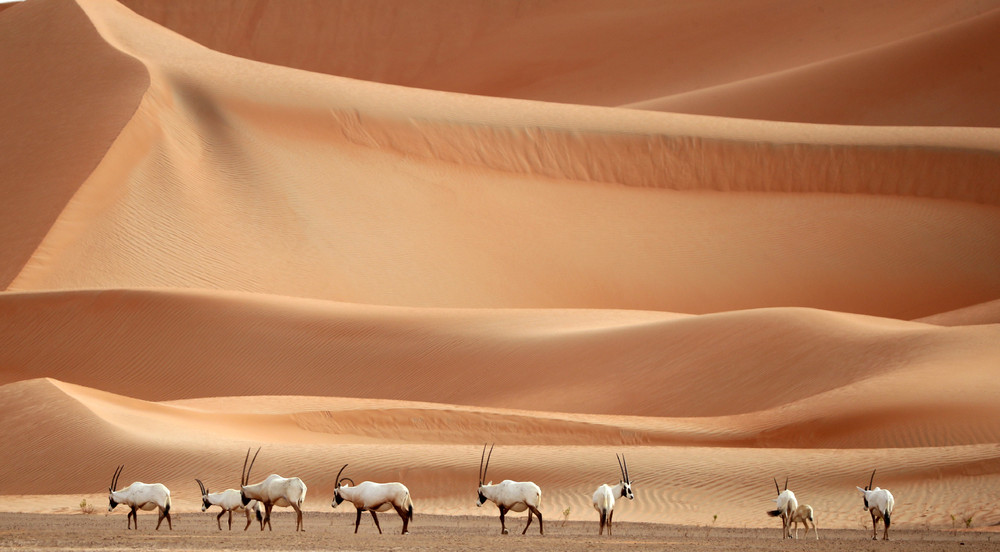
top-left (1, 0), bottom-right (999, 530)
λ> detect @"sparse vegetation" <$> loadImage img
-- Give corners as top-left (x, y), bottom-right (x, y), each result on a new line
top-left (78, 499), bottom-right (96, 514)
top-left (706, 513), bottom-right (718, 537)
top-left (965, 515), bottom-right (974, 529)
top-left (562, 506), bottom-right (571, 527)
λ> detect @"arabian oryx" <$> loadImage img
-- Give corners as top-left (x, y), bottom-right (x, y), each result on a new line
top-left (592, 453), bottom-right (634, 535)
top-left (476, 443), bottom-right (543, 535)
top-left (107, 464), bottom-right (173, 530)
top-left (195, 478), bottom-right (262, 530)
top-left (330, 464), bottom-right (414, 534)
top-left (239, 448), bottom-right (308, 531)
top-left (766, 477), bottom-right (797, 539)
top-left (857, 469), bottom-right (894, 540)
top-left (789, 504), bottom-right (818, 540)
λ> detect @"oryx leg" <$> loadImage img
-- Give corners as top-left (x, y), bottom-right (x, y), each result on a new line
top-left (227, 509), bottom-right (233, 530)
top-left (498, 505), bottom-right (508, 534)
top-left (526, 505), bottom-right (543, 535)
top-left (599, 510), bottom-right (606, 535)
top-left (243, 508), bottom-right (253, 531)
top-left (523, 509), bottom-right (533, 534)
top-left (263, 503), bottom-right (274, 531)
top-left (608, 509), bottom-right (614, 536)
top-left (393, 504), bottom-right (410, 534)
top-left (215, 509), bottom-right (224, 530)
top-left (293, 504), bottom-right (304, 532)
top-left (870, 510), bottom-right (878, 540)
top-left (128, 507), bottom-right (137, 530)
top-left (354, 508), bottom-right (363, 533)
top-left (370, 509), bottom-right (383, 534)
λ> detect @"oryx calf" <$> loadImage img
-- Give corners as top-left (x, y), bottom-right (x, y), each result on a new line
top-left (765, 477), bottom-right (797, 539)
top-left (196, 478), bottom-right (262, 530)
top-left (592, 453), bottom-right (634, 536)
top-left (857, 469), bottom-right (894, 540)
top-left (789, 504), bottom-right (818, 540)
top-left (107, 465), bottom-right (172, 530)
top-left (239, 448), bottom-right (308, 531)
top-left (476, 443), bottom-right (543, 535)
top-left (330, 464), bottom-right (414, 534)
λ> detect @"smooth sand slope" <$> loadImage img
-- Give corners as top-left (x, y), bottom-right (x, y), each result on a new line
top-left (122, 0), bottom-right (1000, 126)
top-left (1, 0), bottom-right (999, 532)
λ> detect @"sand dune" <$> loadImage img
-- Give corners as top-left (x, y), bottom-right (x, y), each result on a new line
top-left (627, 8), bottom-right (1000, 126)
top-left (1, 0), bottom-right (999, 532)
top-left (121, 0), bottom-right (1000, 125)
top-left (3, 288), bottom-right (1000, 425)
top-left (3, 377), bottom-right (1000, 528)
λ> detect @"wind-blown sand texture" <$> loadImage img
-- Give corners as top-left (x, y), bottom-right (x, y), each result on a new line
top-left (2, 0), bottom-right (1000, 537)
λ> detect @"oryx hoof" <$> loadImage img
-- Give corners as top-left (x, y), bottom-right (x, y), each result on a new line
top-left (502, 528), bottom-right (509, 535)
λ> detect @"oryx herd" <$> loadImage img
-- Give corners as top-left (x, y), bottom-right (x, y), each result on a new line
top-left (105, 445), bottom-right (896, 540)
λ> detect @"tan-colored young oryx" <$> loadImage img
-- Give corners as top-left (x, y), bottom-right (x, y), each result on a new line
top-left (107, 464), bottom-right (173, 530)
top-left (239, 448), bottom-right (308, 531)
top-left (789, 504), bottom-right (818, 540)
top-left (857, 469), bottom-right (894, 540)
top-left (330, 464), bottom-right (414, 534)
top-left (766, 477), bottom-right (797, 539)
top-left (476, 443), bottom-right (543, 535)
top-left (592, 453), bottom-right (634, 536)
top-left (195, 478), bottom-right (262, 531)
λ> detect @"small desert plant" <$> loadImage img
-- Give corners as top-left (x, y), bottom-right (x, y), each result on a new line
top-left (79, 498), bottom-right (96, 514)
top-left (965, 515), bottom-right (974, 529)
top-left (705, 513), bottom-right (718, 537)
top-left (562, 506), bottom-right (571, 527)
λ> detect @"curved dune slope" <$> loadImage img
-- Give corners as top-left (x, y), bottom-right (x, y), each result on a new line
top-left (3, 378), bottom-right (1000, 528)
top-left (627, 8), bottom-right (1000, 126)
top-left (0, 0), bottom-right (148, 289)
top-left (2, 288), bottom-right (1000, 425)
top-left (121, 0), bottom-right (1000, 126)
top-left (5, 0), bottom-right (1000, 319)
top-left (1, 0), bottom-right (999, 530)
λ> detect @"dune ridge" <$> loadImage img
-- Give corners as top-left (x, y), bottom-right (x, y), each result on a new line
top-left (4, 377), bottom-right (1000, 529)
top-left (1, 0), bottom-right (998, 530)
top-left (121, 0), bottom-right (1000, 126)
top-left (5, 0), bottom-right (999, 317)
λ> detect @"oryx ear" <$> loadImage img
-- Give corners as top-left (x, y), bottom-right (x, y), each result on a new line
top-left (488, 480), bottom-right (492, 485)
top-left (856, 486), bottom-right (866, 493)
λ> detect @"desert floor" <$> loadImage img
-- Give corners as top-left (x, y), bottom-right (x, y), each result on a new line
top-left (1, 512), bottom-right (998, 552)
top-left (3, 0), bottom-right (1000, 543)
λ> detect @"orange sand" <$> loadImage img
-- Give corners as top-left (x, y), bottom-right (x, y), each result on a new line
top-left (1, 0), bottom-right (998, 531)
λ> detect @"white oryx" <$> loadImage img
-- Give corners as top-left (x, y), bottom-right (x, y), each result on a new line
top-left (196, 478), bottom-right (262, 531)
top-left (475, 443), bottom-right (543, 535)
top-left (765, 477), bottom-right (797, 539)
top-left (239, 447), bottom-right (308, 531)
top-left (857, 469), bottom-right (894, 540)
top-left (107, 464), bottom-right (173, 530)
top-left (591, 453), bottom-right (634, 536)
top-left (789, 504), bottom-right (818, 540)
top-left (330, 464), bottom-right (414, 534)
